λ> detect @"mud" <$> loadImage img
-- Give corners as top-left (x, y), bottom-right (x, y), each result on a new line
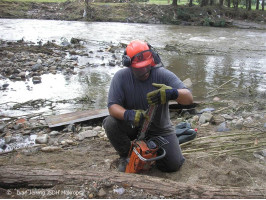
top-left (0, 99), bottom-right (265, 198)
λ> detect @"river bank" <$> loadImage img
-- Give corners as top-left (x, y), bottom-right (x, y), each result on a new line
top-left (0, 0), bottom-right (265, 29)
top-left (0, 38), bottom-right (265, 198)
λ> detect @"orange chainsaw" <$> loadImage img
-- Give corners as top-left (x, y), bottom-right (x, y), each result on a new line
top-left (125, 105), bottom-right (169, 173)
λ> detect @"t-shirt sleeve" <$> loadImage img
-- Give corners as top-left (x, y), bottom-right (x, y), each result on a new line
top-left (107, 70), bottom-right (125, 108)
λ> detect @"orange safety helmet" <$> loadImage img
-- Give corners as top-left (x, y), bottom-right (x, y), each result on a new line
top-left (124, 40), bottom-right (156, 68)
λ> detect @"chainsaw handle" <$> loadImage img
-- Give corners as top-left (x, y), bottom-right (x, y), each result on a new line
top-left (133, 147), bottom-right (166, 162)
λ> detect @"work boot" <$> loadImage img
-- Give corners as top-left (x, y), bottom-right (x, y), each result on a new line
top-left (118, 157), bottom-right (129, 172)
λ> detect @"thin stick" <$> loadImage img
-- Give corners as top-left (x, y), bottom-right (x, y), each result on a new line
top-left (207, 77), bottom-right (236, 95)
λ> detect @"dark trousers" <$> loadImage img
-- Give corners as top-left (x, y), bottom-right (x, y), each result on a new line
top-left (103, 115), bottom-right (185, 172)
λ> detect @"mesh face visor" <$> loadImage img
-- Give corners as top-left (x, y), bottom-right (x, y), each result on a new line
top-left (131, 50), bottom-right (153, 69)
top-left (131, 66), bottom-right (151, 79)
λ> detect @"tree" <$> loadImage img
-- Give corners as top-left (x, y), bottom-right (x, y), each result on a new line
top-left (262, 0), bottom-right (265, 10)
top-left (220, 0), bottom-right (224, 7)
top-left (228, 0), bottom-right (230, 7)
top-left (189, 0), bottom-right (193, 7)
top-left (172, 0), bottom-right (178, 6)
top-left (256, 0), bottom-right (259, 9)
top-left (248, 0), bottom-right (251, 10)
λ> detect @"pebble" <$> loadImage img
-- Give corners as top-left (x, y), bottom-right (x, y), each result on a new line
top-left (213, 96), bottom-right (220, 101)
top-left (235, 118), bottom-right (244, 129)
top-left (221, 114), bottom-right (233, 120)
top-left (41, 146), bottom-right (62, 152)
top-left (216, 122), bottom-right (230, 132)
top-left (49, 131), bottom-right (60, 137)
top-left (98, 188), bottom-right (107, 197)
top-left (0, 123), bottom-right (6, 133)
top-left (212, 115), bottom-right (225, 125)
top-left (32, 76), bottom-right (42, 84)
top-left (198, 108), bottom-right (215, 114)
top-left (113, 187), bottom-right (125, 195)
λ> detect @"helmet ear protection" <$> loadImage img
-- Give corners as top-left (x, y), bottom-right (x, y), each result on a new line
top-left (122, 50), bottom-right (132, 67)
top-left (122, 43), bottom-right (161, 67)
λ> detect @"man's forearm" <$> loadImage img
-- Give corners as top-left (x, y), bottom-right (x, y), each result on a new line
top-left (176, 89), bottom-right (193, 105)
top-left (108, 104), bottom-right (126, 120)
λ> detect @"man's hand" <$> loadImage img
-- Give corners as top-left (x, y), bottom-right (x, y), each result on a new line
top-left (124, 109), bottom-right (146, 127)
top-left (147, 83), bottom-right (179, 105)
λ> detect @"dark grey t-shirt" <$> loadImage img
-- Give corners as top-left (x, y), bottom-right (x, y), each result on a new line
top-left (108, 66), bottom-right (187, 136)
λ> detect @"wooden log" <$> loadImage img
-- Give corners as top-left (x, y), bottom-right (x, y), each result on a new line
top-left (0, 166), bottom-right (265, 198)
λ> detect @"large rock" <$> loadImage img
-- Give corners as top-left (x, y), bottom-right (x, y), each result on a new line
top-left (76, 130), bottom-right (97, 141)
top-left (35, 134), bottom-right (48, 144)
top-left (199, 112), bottom-right (213, 124)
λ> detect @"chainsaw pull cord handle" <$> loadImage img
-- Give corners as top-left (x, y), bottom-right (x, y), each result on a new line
top-left (132, 146), bottom-right (166, 162)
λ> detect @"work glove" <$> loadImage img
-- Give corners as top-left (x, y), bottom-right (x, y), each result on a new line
top-left (147, 83), bottom-right (179, 105)
top-left (124, 109), bottom-right (146, 127)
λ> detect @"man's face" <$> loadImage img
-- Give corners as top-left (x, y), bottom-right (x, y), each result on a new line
top-left (131, 66), bottom-right (151, 81)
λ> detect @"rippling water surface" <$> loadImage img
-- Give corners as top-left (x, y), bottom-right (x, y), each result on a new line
top-left (0, 19), bottom-right (265, 116)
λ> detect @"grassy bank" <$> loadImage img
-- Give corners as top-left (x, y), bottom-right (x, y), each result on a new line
top-left (0, 0), bottom-right (265, 27)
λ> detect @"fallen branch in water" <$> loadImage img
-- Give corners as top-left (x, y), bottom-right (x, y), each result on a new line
top-left (207, 77), bottom-right (236, 95)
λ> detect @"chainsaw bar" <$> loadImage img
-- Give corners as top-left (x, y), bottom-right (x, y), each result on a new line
top-left (138, 104), bottom-right (158, 140)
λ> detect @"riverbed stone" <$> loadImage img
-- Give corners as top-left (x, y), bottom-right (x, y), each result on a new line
top-left (32, 76), bottom-right (42, 84)
top-left (216, 122), bottom-right (230, 132)
top-left (212, 115), bottom-right (225, 125)
top-left (35, 134), bottom-right (48, 144)
top-left (199, 112), bottom-right (213, 124)
top-left (183, 78), bottom-right (192, 88)
top-left (18, 71), bottom-right (26, 78)
top-left (41, 146), bottom-right (62, 152)
top-left (221, 114), bottom-right (233, 120)
top-left (93, 126), bottom-right (102, 132)
top-left (76, 130), bottom-right (97, 141)
top-left (32, 63), bottom-right (42, 71)
top-left (98, 188), bottom-right (107, 197)
top-left (4, 133), bottom-right (12, 144)
top-left (235, 118), bottom-right (244, 129)
top-left (49, 131), bottom-right (60, 137)
top-left (0, 123), bottom-right (5, 133)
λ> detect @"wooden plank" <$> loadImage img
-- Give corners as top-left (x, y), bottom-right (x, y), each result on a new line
top-left (45, 109), bottom-right (109, 128)
top-left (45, 102), bottom-right (199, 128)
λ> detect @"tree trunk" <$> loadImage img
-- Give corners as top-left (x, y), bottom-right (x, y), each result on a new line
top-left (262, 0), bottom-right (264, 10)
top-left (246, 0), bottom-right (248, 9)
top-left (235, 0), bottom-right (238, 9)
top-left (220, 0), bottom-right (224, 7)
top-left (256, 0), bottom-right (259, 9)
top-left (189, 0), bottom-right (193, 7)
top-left (0, 167), bottom-right (265, 199)
top-left (227, 0), bottom-right (230, 7)
top-left (172, 0), bottom-right (178, 6)
top-left (248, 0), bottom-right (252, 10)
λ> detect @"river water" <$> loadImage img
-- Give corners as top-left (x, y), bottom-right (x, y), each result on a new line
top-left (0, 18), bottom-right (265, 116)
